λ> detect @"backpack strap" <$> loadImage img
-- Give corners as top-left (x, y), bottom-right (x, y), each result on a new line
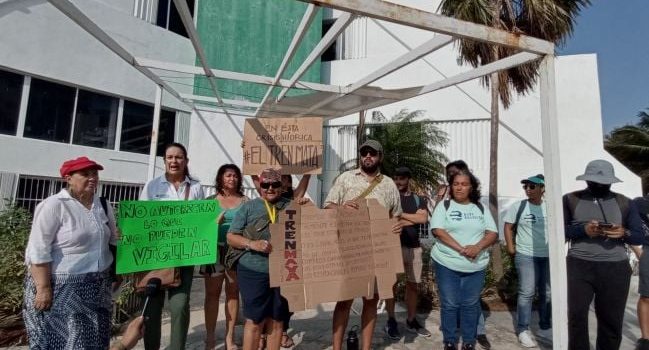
top-left (444, 199), bottom-right (450, 211)
top-left (614, 193), bottom-right (630, 222)
top-left (514, 200), bottom-right (528, 227)
top-left (475, 202), bottom-right (484, 214)
top-left (99, 196), bottom-right (109, 216)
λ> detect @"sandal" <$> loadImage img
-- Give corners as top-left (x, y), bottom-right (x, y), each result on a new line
top-left (281, 332), bottom-right (295, 348)
top-left (258, 334), bottom-right (267, 350)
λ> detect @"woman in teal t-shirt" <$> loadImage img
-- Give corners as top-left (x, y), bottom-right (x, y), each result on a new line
top-left (430, 171), bottom-right (498, 350)
top-left (199, 164), bottom-right (248, 350)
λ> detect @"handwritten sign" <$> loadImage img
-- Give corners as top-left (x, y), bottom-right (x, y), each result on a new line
top-left (242, 117), bottom-right (324, 175)
top-left (268, 199), bottom-right (403, 312)
top-left (116, 200), bottom-right (220, 274)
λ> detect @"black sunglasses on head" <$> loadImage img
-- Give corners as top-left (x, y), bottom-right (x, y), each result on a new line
top-left (260, 181), bottom-right (282, 190)
top-left (360, 148), bottom-right (378, 157)
top-left (523, 184), bottom-right (538, 190)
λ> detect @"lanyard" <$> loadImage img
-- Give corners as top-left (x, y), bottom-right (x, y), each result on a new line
top-left (264, 200), bottom-right (276, 224)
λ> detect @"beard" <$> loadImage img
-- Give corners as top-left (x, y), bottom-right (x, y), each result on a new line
top-left (361, 161), bottom-right (379, 174)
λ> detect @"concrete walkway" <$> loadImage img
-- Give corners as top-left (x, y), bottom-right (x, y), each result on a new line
top-left (123, 276), bottom-right (642, 350)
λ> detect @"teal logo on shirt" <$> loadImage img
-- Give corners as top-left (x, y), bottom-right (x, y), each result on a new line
top-left (524, 213), bottom-right (537, 224)
top-left (449, 211), bottom-right (463, 221)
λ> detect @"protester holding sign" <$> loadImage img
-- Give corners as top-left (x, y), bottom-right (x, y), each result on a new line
top-left (199, 164), bottom-right (248, 350)
top-left (227, 168), bottom-right (292, 350)
top-left (430, 170), bottom-right (498, 350)
top-left (139, 143), bottom-right (205, 350)
top-left (23, 156), bottom-right (117, 349)
top-left (504, 174), bottom-right (551, 347)
top-left (324, 139), bottom-right (402, 350)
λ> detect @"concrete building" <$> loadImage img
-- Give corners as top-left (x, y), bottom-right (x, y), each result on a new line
top-left (0, 0), bottom-right (640, 219)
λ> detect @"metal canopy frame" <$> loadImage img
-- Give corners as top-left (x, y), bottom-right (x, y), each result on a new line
top-left (46, 0), bottom-right (567, 347)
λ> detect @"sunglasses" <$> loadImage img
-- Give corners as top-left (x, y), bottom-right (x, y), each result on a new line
top-left (360, 149), bottom-right (378, 157)
top-left (260, 181), bottom-right (282, 190)
top-left (523, 184), bottom-right (538, 190)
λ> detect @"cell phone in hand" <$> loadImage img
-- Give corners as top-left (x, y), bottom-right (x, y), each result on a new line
top-left (598, 222), bottom-right (614, 229)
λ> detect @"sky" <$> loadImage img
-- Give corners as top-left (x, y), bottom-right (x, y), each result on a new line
top-left (560, 0), bottom-right (649, 133)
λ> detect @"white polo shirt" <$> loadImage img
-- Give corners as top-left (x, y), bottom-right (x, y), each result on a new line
top-left (140, 175), bottom-right (205, 201)
top-left (25, 189), bottom-right (118, 274)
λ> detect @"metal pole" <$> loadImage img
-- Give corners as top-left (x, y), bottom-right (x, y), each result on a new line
top-left (539, 54), bottom-right (568, 349)
top-left (147, 85), bottom-right (163, 181)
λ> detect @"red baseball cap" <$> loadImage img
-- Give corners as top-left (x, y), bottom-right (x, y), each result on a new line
top-left (59, 157), bottom-right (104, 177)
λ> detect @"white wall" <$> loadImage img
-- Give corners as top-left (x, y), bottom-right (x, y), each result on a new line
top-left (0, 0), bottom-right (195, 184)
top-left (321, 14), bottom-right (641, 202)
top-left (0, 0), bottom-right (194, 111)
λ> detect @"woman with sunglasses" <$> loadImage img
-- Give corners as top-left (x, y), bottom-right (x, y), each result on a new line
top-left (200, 164), bottom-right (248, 350)
top-left (227, 168), bottom-right (294, 350)
top-left (504, 174), bottom-right (551, 347)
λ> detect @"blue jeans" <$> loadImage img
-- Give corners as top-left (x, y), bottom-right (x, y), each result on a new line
top-left (435, 262), bottom-right (486, 345)
top-left (515, 253), bottom-right (551, 334)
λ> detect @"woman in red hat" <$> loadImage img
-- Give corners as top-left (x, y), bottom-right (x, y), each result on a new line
top-left (23, 156), bottom-right (117, 349)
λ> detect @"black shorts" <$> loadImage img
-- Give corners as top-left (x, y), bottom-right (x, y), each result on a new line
top-left (237, 264), bottom-right (288, 324)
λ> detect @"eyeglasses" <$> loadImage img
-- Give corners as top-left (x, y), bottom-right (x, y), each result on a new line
top-left (360, 149), bottom-right (378, 157)
top-left (260, 181), bottom-right (282, 190)
top-left (523, 184), bottom-right (537, 190)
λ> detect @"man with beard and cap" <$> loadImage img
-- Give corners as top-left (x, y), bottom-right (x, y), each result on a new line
top-left (324, 139), bottom-right (402, 350)
top-left (563, 159), bottom-right (644, 350)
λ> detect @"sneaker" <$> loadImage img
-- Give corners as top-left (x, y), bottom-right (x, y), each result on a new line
top-left (444, 342), bottom-right (457, 350)
top-left (405, 318), bottom-right (432, 338)
top-left (536, 328), bottom-right (553, 342)
top-left (636, 338), bottom-right (649, 350)
top-left (518, 330), bottom-right (538, 348)
top-left (384, 317), bottom-right (401, 340)
top-left (461, 343), bottom-right (475, 350)
top-left (476, 334), bottom-right (491, 350)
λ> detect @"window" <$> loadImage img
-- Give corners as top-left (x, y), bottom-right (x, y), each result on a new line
top-left (72, 89), bottom-right (119, 149)
top-left (0, 70), bottom-right (24, 135)
top-left (157, 109), bottom-right (176, 156)
top-left (321, 19), bottom-right (337, 62)
top-left (155, 0), bottom-right (195, 38)
top-left (24, 78), bottom-right (75, 143)
top-left (120, 100), bottom-right (153, 154)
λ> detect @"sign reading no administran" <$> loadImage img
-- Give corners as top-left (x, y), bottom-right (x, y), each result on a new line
top-left (116, 200), bottom-right (221, 274)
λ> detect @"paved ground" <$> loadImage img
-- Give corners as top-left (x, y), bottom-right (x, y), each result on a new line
top-left (134, 276), bottom-right (643, 349)
top-left (7, 277), bottom-right (642, 349)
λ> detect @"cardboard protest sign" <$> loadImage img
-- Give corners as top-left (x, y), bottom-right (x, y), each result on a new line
top-left (116, 200), bottom-right (221, 274)
top-left (242, 117), bottom-right (324, 175)
top-left (268, 199), bottom-right (403, 312)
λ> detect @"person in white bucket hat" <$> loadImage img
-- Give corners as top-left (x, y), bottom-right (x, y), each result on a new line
top-left (563, 159), bottom-right (645, 350)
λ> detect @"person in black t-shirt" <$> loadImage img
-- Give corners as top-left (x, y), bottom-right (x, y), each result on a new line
top-left (383, 167), bottom-right (433, 340)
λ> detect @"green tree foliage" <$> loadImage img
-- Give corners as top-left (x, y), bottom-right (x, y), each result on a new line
top-left (366, 110), bottom-right (448, 192)
top-left (0, 204), bottom-right (31, 325)
top-left (605, 108), bottom-right (649, 192)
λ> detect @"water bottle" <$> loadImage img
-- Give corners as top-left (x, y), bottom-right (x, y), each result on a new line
top-left (346, 325), bottom-right (359, 350)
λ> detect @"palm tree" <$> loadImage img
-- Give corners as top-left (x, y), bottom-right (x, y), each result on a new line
top-left (438, 0), bottom-right (590, 280)
top-left (341, 109), bottom-right (448, 192)
top-left (605, 109), bottom-right (649, 194)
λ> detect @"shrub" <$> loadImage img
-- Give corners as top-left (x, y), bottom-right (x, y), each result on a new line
top-left (0, 204), bottom-right (32, 326)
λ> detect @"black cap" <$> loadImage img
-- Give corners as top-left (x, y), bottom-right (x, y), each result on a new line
top-left (394, 167), bottom-right (412, 178)
top-left (359, 139), bottom-right (383, 153)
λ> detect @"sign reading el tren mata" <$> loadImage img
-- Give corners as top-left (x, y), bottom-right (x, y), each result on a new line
top-left (116, 200), bottom-right (221, 274)
top-left (268, 199), bottom-right (403, 312)
top-left (242, 117), bottom-right (324, 175)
